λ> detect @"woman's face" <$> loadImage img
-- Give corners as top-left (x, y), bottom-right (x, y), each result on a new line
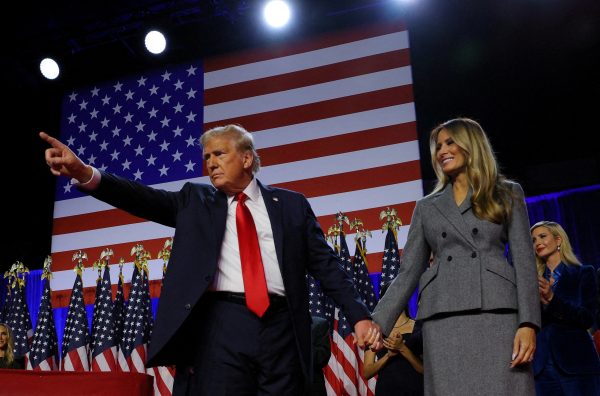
top-left (531, 226), bottom-right (561, 260)
top-left (435, 129), bottom-right (467, 178)
top-left (0, 326), bottom-right (8, 350)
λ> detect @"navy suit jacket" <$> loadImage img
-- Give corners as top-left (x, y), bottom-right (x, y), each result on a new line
top-left (89, 171), bottom-right (370, 376)
top-left (533, 263), bottom-right (600, 376)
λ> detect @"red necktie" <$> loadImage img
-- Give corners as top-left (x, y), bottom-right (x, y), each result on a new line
top-left (235, 192), bottom-right (270, 317)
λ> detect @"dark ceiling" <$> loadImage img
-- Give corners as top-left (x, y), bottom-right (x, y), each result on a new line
top-left (2, 0), bottom-right (600, 271)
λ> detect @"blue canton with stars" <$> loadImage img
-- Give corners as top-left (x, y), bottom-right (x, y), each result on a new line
top-left (58, 63), bottom-right (204, 200)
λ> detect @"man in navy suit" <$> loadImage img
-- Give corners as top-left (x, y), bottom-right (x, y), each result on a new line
top-left (40, 125), bottom-right (381, 395)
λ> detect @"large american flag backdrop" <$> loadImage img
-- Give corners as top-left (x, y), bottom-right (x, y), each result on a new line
top-left (48, 22), bottom-right (422, 393)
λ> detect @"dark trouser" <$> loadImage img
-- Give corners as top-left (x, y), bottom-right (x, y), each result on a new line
top-left (536, 357), bottom-right (600, 396)
top-left (173, 293), bottom-right (305, 396)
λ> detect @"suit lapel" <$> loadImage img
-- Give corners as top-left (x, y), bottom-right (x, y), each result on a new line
top-left (208, 188), bottom-right (228, 256)
top-left (432, 184), bottom-right (477, 248)
top-left (258, 180), bottom-right (284, 271)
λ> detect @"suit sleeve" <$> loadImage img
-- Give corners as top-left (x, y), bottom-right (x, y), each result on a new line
top-left (302, 196), bottom-right (372, 326)
top-left (372, 200), bottom-right (430, 335)
top-left (88, 170), bottom-right (183, 227)
top-left (507, 182), bottom-right (541, 329)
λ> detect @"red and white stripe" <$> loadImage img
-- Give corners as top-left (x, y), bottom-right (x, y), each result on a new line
top-left (118, 344), bottom-right (147, 373)
top-left (91, 345), bottom-right (118, 372)
top-left (325, 308), bottom-right (376, 396)
top-left (61, 346), bottom-right (90, 371)
top-left (148, 366), bottom-right (176, 396)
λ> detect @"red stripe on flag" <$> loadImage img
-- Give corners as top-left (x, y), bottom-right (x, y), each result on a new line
top-left (274, 161), bottom-right (421, 199)
top-left (203, 86), bottom-right (414, 132)
top-left (259, 123), bottom-right (418, 167)
top-left (204, 49), bottom-right (411, 105)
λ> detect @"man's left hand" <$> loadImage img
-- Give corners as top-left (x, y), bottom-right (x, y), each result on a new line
top-left (353, 319), bottom-right (383, 351)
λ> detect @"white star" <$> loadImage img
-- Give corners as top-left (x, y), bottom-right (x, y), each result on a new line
top-left (89, 131), bottom-right (98, 142)
top-left (124, 113), bottom-right (133, 123)
top-left (67, 113), bottom-right (77, 124)
top-left (174, 79), bottom-right (184, 90)
top-left (136, 98), bottom-right (146, 109)
top-left (134, 144), bottom-right (144, 156)
top-left (147, 131), bottom-right (158, 142)
top-left (172, 126), bottom-right (183, 137)
top-left (122, 159), bottom-right (131, 170)
top-left (146, 154), bottom-right (157, 166)
top-left (173, 102), bottom-right (183, 113)
top-left (160, 116), bottom-right (171, 128)
top-left (159, 140), bottom-right (170, 151)
top-left (113, 103), bottom-right (122, 114)
top-left (135, 121), bottom-right (146, 132)
top-left (101, 94), bottom-right (111, 105)
top-left (186, 88), bottom-right (197, 99)
top-left (124, 90), bottom-right (135, 100)
top-left (133, 169), bottom-right (144, 180)
top-left (186, 111), bottom-right (197, 123)
top-left (148, 107), bottom-right (158, 118)
top-left (161, 93), bottom-right (171, 104)
top-left (185, 135), bottom-right (197, 147)
top-left (123, 136), bottom-right (132, 146)
top-left (172, 150), bottom-right (182, 162)
top-left (158, 165), bottom-right (169, 176)
top-left (69, 92), bottom-right (78, 102)
top-left (186, 65), bottom-right (197, 76)
top-left (137, 76), bottom-right (147, 86)
top-left (149, 85), bottom-right (159, 95)
top-left (79, 100), bottom-right (88, 110)
top-left (100, 117), bottom-right (110, 128)
top-left (113, 82), bottom-right (123, 91)
top-left (161, 70), bottom-right (172, 81)
top-left (185, 160), bottom-right (196, 172)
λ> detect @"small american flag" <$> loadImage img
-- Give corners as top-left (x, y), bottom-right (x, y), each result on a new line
top-left (6, 271), bottom-right (33, 361)
top-left (90, 266), bottom-right (118, 371)
top-left (352, 239), bottom-right (378, 312)
top-left (112, 261), bottom-right (126, 353)
top-left (324, 234), bottom-right (376, 396)
top-left (61, 270), bottom-right (90, 371)
top-left (29, 277), bottom-right (59, 371)
top-left (118, 258), bottom-right (153, 373)
top-left (379, 229), bottom-right (401, 289)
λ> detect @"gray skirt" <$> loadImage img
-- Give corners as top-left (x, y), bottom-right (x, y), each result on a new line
top-left (421, 310), bottom-right (535, 396)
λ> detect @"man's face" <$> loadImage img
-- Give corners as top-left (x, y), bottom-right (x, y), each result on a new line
top-left (203, 135), bottom-right (253, 194)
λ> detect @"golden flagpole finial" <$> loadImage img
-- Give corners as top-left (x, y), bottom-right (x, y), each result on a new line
top-left (131, 243), bottom-right (151, 275)
top-left (42, 255), bottom-right (53, 281)
top-left (158, 238), bottom-right (173, 276)
top-left (379, 207), bottom-right (402, 233)
top-left (72, 250), bottom-right (88, 276)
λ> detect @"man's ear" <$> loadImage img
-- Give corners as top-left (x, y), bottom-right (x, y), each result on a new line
top-left (242, 151), bottom-right (253, 170)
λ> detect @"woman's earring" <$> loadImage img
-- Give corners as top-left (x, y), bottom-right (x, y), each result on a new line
top-left (557, 245), bottom-right (561, 252)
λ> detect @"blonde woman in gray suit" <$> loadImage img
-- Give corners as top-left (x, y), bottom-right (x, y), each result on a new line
top-left (371, 117), bottom-right (541, 395)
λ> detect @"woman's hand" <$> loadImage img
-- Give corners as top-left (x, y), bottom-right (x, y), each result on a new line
top-left (383, 333), bottom-right (404, 356)
top-left (511, 325), bottom-right (536, 367)
top-left (538, 275), bottom-right (554, 305)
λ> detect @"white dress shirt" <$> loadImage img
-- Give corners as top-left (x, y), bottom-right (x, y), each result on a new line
top-left (211, 177), bottom-right (285, 296)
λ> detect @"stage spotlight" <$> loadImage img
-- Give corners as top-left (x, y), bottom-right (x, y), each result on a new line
top-left (144, 30), bottom-right (167, 54)
top-left (263, 0), bottom-right (291, 28)
top-left (40, 58), bottom-right (60, 80)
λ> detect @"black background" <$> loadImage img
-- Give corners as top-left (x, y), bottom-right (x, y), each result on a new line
top-left (2, 0), bottom-right (599, 272)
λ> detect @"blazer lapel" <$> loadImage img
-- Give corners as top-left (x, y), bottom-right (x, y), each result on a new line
top-left (258, 180), bottom-right (284, 271)
top-left (208, 188), bottom-right (228, 256)
top-left (432, 184), bottom-right (477, 248)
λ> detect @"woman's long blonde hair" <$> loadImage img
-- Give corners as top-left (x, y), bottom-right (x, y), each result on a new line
top-left (429, 117), bottom-right (513, 224)
top-left (0, 323), bottom-right (15, 365)
top-left (531, 221), bottom-right (581, 276)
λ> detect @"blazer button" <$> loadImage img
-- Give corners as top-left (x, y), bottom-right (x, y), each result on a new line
top-left (442, 232), bottom-right (447, 238)
top-left (204, 275), bottom-right (212, 282)
top-left (447, 256), bottom-right (452, 261)
top-left (184, 303), bottom-right (191, 310)
top-left (471, 252), bottom-right (477, 258)
top-left (472, 228), bottom-right (478, 235)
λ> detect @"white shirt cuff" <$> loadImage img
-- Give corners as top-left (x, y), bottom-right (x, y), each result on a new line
top-left (71, 166), bottom-right (101, 191)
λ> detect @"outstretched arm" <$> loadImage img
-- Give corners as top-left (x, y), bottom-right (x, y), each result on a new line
top-left (39, 131), bottom-right (93, 182)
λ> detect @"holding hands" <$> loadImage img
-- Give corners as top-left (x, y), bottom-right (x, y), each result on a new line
top-left (355, 320), bottom-right (383, 351)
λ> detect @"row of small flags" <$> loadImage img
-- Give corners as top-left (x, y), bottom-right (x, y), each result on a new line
top-left (0, 207), bottom-right (406, 396)
top-left (1, 239), bottom-right (175, 396)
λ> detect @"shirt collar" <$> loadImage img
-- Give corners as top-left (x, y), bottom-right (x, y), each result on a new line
top-left (227, 177), bottom-right (260, 205)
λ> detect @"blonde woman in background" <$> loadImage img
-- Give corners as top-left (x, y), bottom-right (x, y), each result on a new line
top-left (531, 221), bottom-right (600, 395)
top-left (0, 323), bottom-right (23, 369)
